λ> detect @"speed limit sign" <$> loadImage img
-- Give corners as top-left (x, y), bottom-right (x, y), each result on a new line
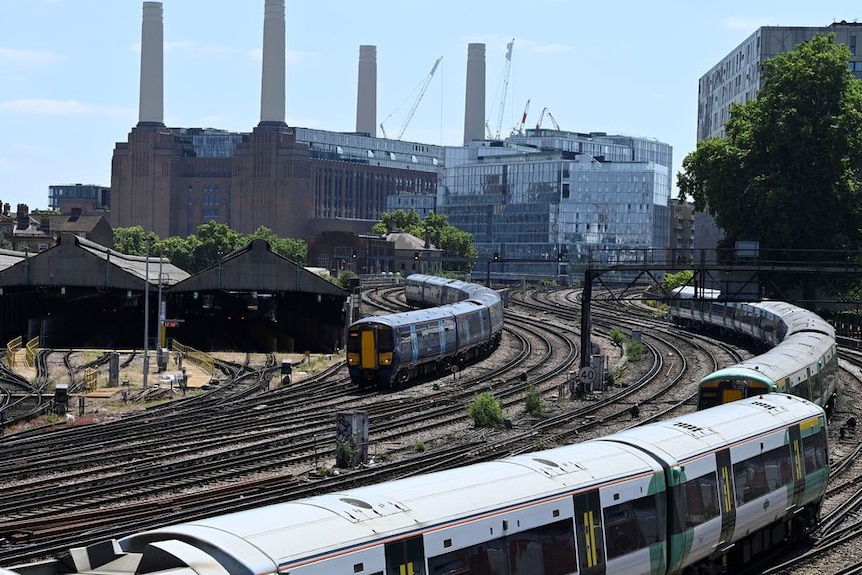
top-left (578, 366), bottom-right (597, 384)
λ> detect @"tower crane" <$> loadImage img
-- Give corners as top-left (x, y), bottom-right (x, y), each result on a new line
top-left (379, 56), bottom-right (443, 140)
top-left (510, 98), bottom-right (530, 136)
top-left (488, 38), bottom-right (515, 140)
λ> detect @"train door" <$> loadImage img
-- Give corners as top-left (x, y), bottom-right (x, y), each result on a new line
top-left (715, 449), bottom-right (737, 548)
top-left (386, 535), bottom-right (426, 575)
top-left (574, 489), bottom-right (606, 575)
top-left (788, 424), bottom-right (805, 509)
top-left (361, 328), bottom-right (378, 369)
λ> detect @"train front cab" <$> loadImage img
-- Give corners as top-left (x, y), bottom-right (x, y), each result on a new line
top-left (697, 370), bottom-right (773, 410)
top-left (347, 322), bottom-right (397, 389)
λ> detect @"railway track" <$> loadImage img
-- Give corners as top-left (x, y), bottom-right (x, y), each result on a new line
top-left (1, 285), bottom-right (860, 575)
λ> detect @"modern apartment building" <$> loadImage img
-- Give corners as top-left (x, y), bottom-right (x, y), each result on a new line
top-left (698, 21), bottom-right (862, 141)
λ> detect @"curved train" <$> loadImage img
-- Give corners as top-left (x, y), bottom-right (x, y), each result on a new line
top-left (666, 286), bottom-right (838, 412)
top-left (1, 393), bottom-right (829, 575)
top-left (347, 274), bottom-right (504, 389)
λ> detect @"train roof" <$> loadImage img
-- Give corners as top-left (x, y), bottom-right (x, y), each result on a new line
top-left (126, 440), bottom-right (664, 571)
top-left (671, 286), bottom-right (721, 299)
top-left (603, 393), bottom-right (824, 466)
top-left (350, 307), bottom-right (456, 328)
top-left (700, 330), bottom-right (835, 384)
top-left (741, 300), bottom-right (834, 337)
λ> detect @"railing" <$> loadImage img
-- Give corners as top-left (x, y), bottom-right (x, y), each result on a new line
top-left (24, 336), bottom-right (39, 369)
top-left (171, 341), bottom-right (214, 376)
top-left (5, 336), bottom-right (22, 368)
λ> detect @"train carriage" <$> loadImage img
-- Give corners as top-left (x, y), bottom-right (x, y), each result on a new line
top-left (604, 393), bottom-right (828, 573)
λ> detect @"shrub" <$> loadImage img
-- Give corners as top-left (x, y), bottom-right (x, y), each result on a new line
top-left (525, 384), bottom-right (544, 417)
top-left (467, 392), bottom-right (504, 427)
top-left (335, 437), bottom-right (358, 468)
top-left (609, 328), bottom-right (626, 346)
top-left (414, 441), bottom-right (426, 452)
top-left (626, 340), bottom-right (645, 362)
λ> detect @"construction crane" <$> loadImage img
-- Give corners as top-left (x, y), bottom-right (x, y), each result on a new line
top-left (488, 38), bottom-right (515, 140)
top-left (379, 56), bottom-right (442, 140)
top-left (535, 106), bottom-right (547, 130)
top-left (534, 107), bottom-right (562, 131)
top-left (510, 98), bottom-right (530, 136)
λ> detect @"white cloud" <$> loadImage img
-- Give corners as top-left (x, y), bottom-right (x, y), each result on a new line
top-left (0, 98), bottom-right (132, 118)
top-left (723, 16), bottom-right (775, 31)
top-left (0, 47), bottom-right (65, 68)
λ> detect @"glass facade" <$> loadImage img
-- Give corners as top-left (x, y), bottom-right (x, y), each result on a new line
top-left (295, 128), bottom-right (443, 174)
top-left (439, 133), bottom-right (672, 278)
top-left (49, 184), bottom-right (110, 210)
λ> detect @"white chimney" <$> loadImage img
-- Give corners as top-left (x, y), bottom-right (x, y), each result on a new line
top-left (463, 43), bottom-right (486, 145)
top-left (260, 0), bottom-right (286, 124)
top-left (356, 45), bottom-right (377, 136)
top-left (138, 2), bottom-right (164, 125)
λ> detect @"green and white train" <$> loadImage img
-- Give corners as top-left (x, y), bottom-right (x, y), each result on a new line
top-left (1, 394), bottom-right (829, 575)
top-left (667, 287), bottom-right (838, 411)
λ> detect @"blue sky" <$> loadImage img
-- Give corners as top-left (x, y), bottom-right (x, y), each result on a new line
top-left (1, 0), bottom-right (860, 212)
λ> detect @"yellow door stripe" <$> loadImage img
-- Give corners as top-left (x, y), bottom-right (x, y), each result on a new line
top-left (583, 510), bottom-right (598, 567)
top-left (721, 467), bottom-right (732, 511)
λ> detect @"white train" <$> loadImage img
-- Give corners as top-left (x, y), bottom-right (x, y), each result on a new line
top-left (667, 287), bottom-right (838, 411)
top-left (1, 393), bottom-right (829, 575)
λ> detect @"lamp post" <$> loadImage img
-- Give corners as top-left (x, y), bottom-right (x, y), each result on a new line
top-left (143, 237), bottom-right (150, 389)
top-left (157, 254), bottom-right (165, 351)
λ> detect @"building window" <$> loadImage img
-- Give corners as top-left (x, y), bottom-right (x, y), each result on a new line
top-left (851, 35), bottom-right (857, 56)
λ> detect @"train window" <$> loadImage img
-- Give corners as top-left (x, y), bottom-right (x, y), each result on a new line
top-left (762, 445), bottom-right (793, 490)
top-left (674, 471), bottom-right (719, 531)
top-left (733, 457), bottom-right (768, 504)
top-left (346, 331), bottom-right (361, 353)
top-left (790, 378), bottom-right (811, 401)
top-left (377, 326), bottom-right (394, 352)
top-left (733, 445), bottom-right (791, 504)
top-left (802, 430), bottom-right (828, 474)
top-left (427, 519), bottom-right (576, 575)
top-left (603, 494), bottom-right (661, 559)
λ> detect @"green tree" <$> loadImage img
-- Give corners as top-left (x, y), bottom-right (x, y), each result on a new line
top-left (243, 226), bottom-right (307, 264)
top-left (372, 210), bottom-right (477, 272)
top-left (374, 209), bottom-right (423, 234)
top-left (192, 221), bottom-right (242, 269)
top-left (661, 270), bottom-right (694, 293)
top-left (678, 34), bottom-right (862, 262)
top-left (155, 235), bottom-right (198, 272)
top-left (113, 226), bottom-right (157, 256)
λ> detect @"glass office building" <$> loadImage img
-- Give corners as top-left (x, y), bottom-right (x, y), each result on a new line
top-left (439, 130), bottom-right (672, 280)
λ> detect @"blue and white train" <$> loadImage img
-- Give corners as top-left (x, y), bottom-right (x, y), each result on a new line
top-left (347, 275), bottom-right (504, 389)
top-left (667, 286), bottom-right (838, 411)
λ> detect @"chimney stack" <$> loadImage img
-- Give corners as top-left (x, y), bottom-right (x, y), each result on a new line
top-left (260, 0), bottom-right (286, 125)
top-left (16, 204), bottom-right (29, 230)
top-left (355, 45), bottom-right (377, 136)
top-left (463, 43), bottom-right (486, 145)
top-left (138, 2), bottom-right (164, 126)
